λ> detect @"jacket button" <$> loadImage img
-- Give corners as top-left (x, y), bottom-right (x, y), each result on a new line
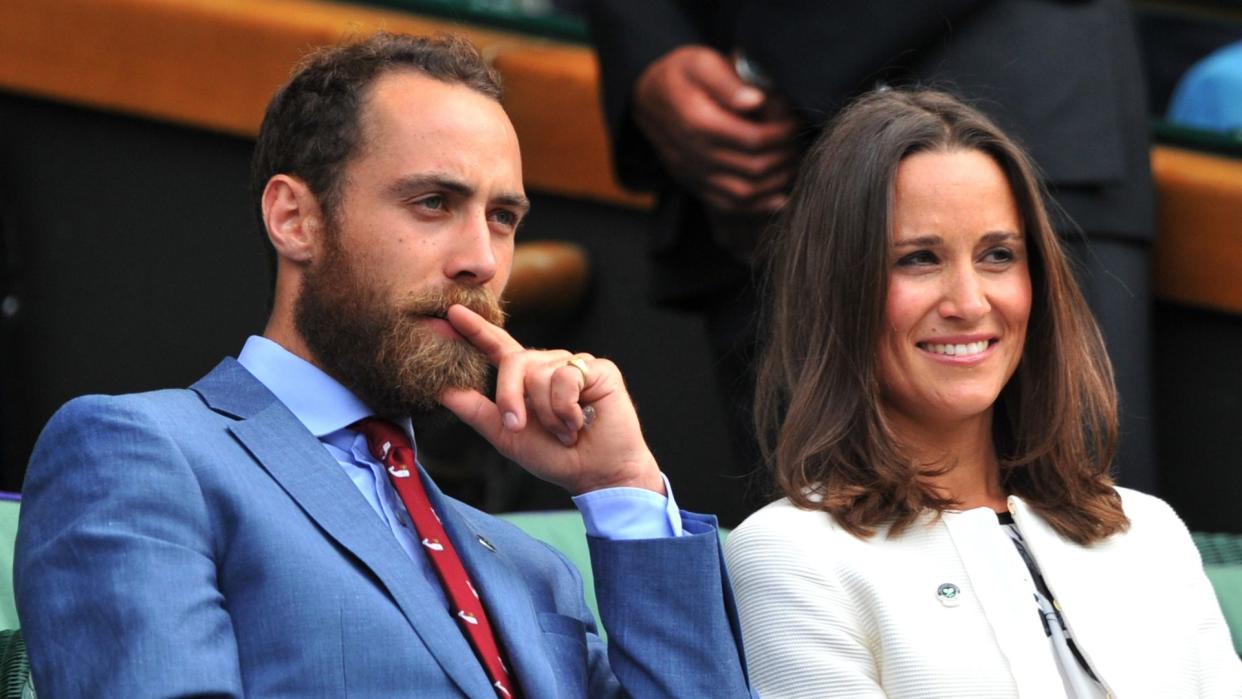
top-left (936, 582), bottom-right (962, 607)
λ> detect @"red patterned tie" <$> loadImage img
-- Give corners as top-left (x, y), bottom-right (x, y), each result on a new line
top-left (352, 418), bottom-right (518, 699)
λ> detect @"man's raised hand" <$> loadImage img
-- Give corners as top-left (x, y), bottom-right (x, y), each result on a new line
top-left (437, 304), bottom-right (664, 496)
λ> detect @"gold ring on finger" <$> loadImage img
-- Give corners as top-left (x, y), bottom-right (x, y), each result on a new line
top-left (566, 356), bottom-right (590, 385)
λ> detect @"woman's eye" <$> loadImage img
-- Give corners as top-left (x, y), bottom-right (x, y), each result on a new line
top-left (982, 247), bottom-right (1015, 264)
top-left (897, 250), bottom-right (937, 266)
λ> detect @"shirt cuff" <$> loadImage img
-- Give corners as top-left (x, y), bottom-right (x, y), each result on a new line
top-left (571, 473), bottom-right (684, 540)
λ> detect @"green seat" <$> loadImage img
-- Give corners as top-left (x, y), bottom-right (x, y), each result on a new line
top-left (1193, 532), bottom-right (1242, 655)
top-left (497, 511), bottom-right (602, 631)
top-left (0, 498), bottom-right (19, 632)
top-left (0, 496), bottom-right (34, 698)
top-left (0, 629), bottom-right (33, 699)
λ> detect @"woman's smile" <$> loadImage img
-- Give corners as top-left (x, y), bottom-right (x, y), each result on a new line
top-left (877, 148), bottom-right (1031, 427)
top-left (915, 336), bottom-right (999, 363)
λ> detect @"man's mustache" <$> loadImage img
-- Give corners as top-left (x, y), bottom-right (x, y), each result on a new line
top-left (400, 286), bottom-right (506, 327)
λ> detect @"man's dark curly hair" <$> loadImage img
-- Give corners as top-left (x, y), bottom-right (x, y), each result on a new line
top-left (249, 32), bottom-right (503, 278)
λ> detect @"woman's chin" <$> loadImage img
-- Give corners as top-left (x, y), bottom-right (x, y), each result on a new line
top-left (888, 391), bottom-right (1002, 429)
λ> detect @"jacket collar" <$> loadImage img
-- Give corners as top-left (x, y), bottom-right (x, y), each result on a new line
top-left (234, 335), bottom-right (373, 438)
top-left (191, 359), bottom-right (497, 698)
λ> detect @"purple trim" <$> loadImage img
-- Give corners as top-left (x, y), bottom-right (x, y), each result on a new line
top-left (0, 492), bottom-right (20, 502)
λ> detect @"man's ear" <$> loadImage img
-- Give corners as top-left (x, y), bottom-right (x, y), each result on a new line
top-left (262, 174), bottom-right (326, 264)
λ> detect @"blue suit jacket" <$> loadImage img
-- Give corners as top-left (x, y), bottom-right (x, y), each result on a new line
top-left (15, 359), bottom-right (752, 697)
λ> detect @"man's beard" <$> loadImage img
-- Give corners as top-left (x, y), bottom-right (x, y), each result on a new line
top-left (294, 233), bottom-right (506, 419)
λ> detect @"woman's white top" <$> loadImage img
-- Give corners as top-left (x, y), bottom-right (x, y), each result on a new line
top-left (724, 488), bottom-right (1242, 698)
top-left (997, 512), bottom-right (1105, 697)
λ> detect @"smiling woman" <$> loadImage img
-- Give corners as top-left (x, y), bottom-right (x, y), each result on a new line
top-left (878, 149), bottom-right (1032, 492)
top-left (749, 89), bottom-right (1115, 541)
top-left (725, 88), bottom-right (1242, 697)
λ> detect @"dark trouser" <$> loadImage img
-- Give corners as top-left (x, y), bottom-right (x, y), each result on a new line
top-left (703, 282), bottom-right (768, 521)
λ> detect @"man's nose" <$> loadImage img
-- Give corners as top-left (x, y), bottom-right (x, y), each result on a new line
top-left (938, 266), bottom-right (990, 321)
top-left (444, 210), bottom-right (498, 284)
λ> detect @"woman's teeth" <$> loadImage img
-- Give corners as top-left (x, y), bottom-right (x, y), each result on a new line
top-left (920, 340), bottom-right (989, 357)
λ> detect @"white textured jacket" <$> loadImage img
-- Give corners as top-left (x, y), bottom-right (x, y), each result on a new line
top-left (725, 488), bottom-right (1242, 698)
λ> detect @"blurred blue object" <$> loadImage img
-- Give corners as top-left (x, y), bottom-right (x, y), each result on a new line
top-left (1168, 40), bottom-right (1242, 136)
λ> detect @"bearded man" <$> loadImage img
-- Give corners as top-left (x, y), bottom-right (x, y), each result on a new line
top-left (14, 33), bottom-right (753, 698)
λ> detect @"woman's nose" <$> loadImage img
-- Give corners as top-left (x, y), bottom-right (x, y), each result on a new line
top-left (938, 268), bottom-right (990, 321)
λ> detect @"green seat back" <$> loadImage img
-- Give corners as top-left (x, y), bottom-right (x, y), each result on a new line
top-left (0, 499), bottom-right (19, 632)
top-left (0, 629), bottom-right (33, 698)
top-left (497, 511), bottom-right (600, 629)
top-left (1194, 531), bottom-right (1242, 655)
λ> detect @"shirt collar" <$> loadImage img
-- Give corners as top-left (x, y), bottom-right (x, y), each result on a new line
top-left (237, 335), bottom-right (377, 438)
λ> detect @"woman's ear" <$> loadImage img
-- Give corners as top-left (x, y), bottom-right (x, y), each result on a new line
top-left (261, 174), bottom-right (325, 264)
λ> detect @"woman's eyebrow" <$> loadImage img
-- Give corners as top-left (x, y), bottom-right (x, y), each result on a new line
top-left (893, 231), bottom-right (1020, 248)
top-left (980, 231), bottom-right (1021, 244)
top-left (893, 235), bottom-right (941, 248)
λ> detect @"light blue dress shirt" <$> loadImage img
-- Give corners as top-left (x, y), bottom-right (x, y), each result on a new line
top-left (236, 336), bottom-right (682, 609)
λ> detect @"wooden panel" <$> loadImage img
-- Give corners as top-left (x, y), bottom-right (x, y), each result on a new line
top-left (0, 0), bottom-right (650, 209)
top-left (1152, 145), bottom-right (1242, 315)
top-left (494, 45), bottom-right (644, 207)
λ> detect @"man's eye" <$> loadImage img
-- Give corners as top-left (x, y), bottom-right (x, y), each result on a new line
top-left (416, 195), bottom-right (445, 211)
top-left (490, 209), bottom-right (518, 227)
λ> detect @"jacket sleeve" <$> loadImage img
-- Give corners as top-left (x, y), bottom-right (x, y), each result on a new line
top-left (14, 395), bottom-right (244, 698)
top-left (583, 0), bottom-right (708, 192)
top-left (724, 514), bottom-right (886, 698)
top-left (587, 511), bottom-right (755, 698)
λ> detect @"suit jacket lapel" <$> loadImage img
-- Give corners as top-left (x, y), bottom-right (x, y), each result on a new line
top-left (192, 360), bottom-right (494, 698)
top-left (424, 478), bottom-right (558, 698)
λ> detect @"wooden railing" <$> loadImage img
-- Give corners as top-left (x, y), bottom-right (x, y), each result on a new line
top-left (0, 0), bottom-right (650, 209)
top-left (1153, 145), bottom-right (1242, 315)
top-left (3, 0), bottom-right (1241, 314)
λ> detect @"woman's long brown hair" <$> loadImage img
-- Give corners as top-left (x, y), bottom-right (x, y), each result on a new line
top-left (755, 89), bottom-right (1127, 545)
